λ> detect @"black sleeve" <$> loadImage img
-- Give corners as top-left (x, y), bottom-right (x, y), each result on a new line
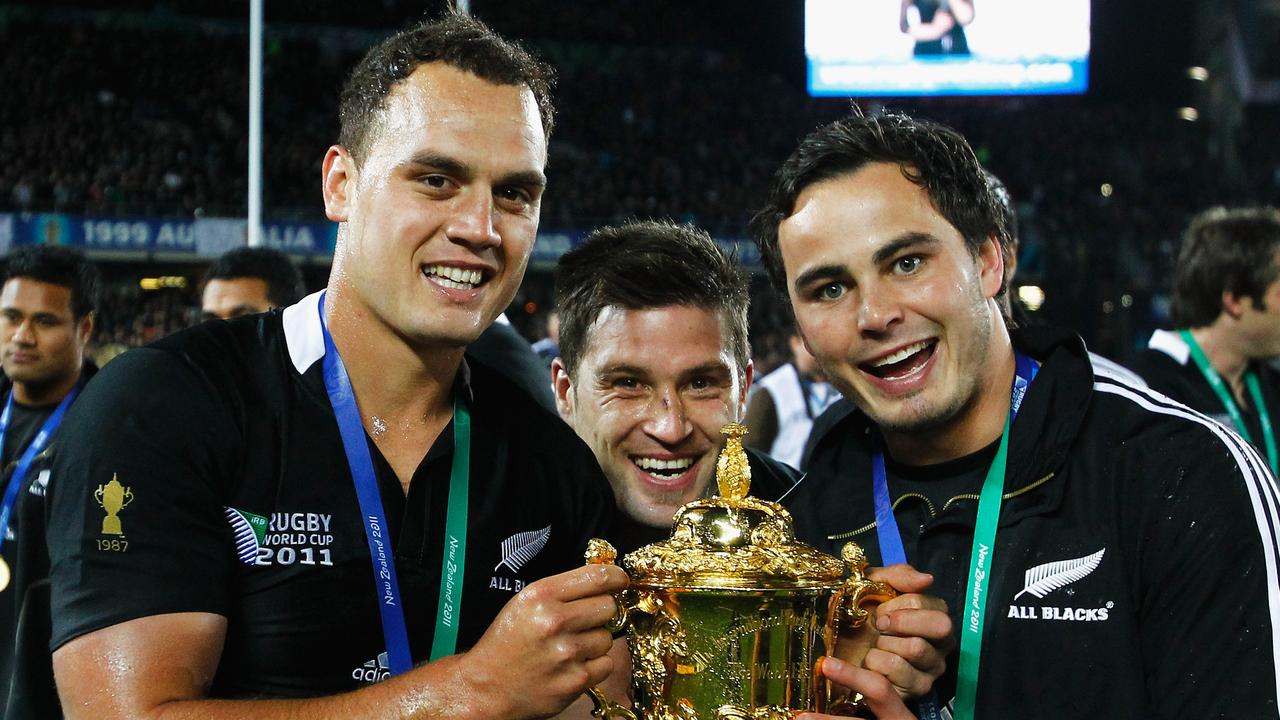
top-left (1132, 417), bottom-right (1280, 718)
top-left (46, 347), bottom-right (242, 650)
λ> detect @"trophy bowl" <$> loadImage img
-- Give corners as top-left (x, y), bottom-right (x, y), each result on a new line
top-left (585, 424), bottom-right (894, 720)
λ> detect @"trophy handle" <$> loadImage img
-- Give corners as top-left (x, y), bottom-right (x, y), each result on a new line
top-left (588, 687), bottom-right (640, 720)
top-left (820, 543), bottom-right (899, 713)
top-left (825, 542), bottom-right (898, 643)
top-left (585, 538), bottom-right (629, 633)
top-left (583, 539), bottom-right (637, 719)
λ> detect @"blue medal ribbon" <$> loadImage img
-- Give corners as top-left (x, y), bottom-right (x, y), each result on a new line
top-left (0, 384), bottom-right (81, 555)
top-left (318, 295), bottom-right (470, 675)
top-left (869, 351), bottom-right (1038, 720)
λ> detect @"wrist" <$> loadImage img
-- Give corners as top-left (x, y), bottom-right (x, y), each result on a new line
top-left (440, 651), bottom-right (506, 720)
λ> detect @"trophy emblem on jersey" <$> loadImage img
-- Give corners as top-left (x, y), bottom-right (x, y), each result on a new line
top-left (95, 474), bottom-right (134, 536)
top-left (584, 423), bottom-right (895, 719)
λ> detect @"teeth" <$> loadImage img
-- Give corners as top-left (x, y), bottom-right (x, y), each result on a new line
top-left (633, 457), bottom-right (694, 472)
top-left (423, 265), bottom-right (482, 287)
top-left (871, 341), bottom-right (931, 368)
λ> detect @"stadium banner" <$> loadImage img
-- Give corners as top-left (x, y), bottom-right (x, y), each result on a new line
top-left (0, 214), bottom-right (762, 268)
top-left (5, 213), bottom-right (340, 258)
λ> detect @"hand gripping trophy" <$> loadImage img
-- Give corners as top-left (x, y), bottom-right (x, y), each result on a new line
top-left (585, 424), bottom-right (895, 719)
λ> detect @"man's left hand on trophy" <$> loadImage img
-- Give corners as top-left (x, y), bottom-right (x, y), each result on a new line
top-left (806, 563), bottom-right (955, 719)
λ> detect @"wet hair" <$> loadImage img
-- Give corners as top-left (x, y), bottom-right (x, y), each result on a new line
top-left (1171, 207), bottom-right (1280, 328)
top-left (555, 220), bottom-right (750, 377)
top-left (204, 247), bottom-right (305, 307)
top-left (750, 109), bottom-right (1010, 298)
top-left (1, 245), bottom-right (100, 318)
top-left (338, 12), bottom-right (556, 164)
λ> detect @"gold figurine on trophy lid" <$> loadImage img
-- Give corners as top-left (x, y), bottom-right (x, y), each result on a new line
top-left (584, 423), bottom-right (895, 720)
top-left (619, 422), bottom-right (847, 589)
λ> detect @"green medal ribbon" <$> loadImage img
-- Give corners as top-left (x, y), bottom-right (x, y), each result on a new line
top-left (1178, 329), bottom-right (1278, 474)
top-left (952, 414), bottom-right (1011, 720)
top-left (430, 399), bottom-right (471, 661)
top-left (951, 351), bottom-right (1037, 720)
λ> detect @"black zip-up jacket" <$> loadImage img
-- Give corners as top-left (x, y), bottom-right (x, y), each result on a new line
top-left (788, 326), bottom-right (1280, 719)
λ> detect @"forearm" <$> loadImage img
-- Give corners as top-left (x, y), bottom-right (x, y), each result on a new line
top-left (68, 655), bottom-right (498, 720)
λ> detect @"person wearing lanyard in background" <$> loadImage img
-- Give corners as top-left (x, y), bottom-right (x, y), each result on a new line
top-left (1132, 207), bottom-right (1280, 475)
top-left (45, 13), bottom-right (628, 720)
top-left (751, 109), bottom-right (1280, 719)
top-left (0, 246), bottom-right (99, 720)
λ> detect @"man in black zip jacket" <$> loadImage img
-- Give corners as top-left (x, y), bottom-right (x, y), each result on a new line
top-left (751, 109), bottom-right (1280, 719)
top-left (0, 246), bottom-right (99, 720)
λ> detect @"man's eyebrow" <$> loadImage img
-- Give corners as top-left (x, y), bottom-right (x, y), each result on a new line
top-left (496, 169), bottom-right (547, 191)
top-left (794, 264), bottom-right (848, 292)
top-left (597, 363), bottom-right (649, 378)
top-left (403, 152), bottom-right (546, 190)
top-left (871, 232), bottom-right (941, 266)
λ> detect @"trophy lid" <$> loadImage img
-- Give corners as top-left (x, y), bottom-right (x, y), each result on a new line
top-left (622, 423), bottom-right (846, 589)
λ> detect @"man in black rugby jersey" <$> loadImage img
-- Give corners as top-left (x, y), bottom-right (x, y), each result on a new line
top-left (47, 14), bottom-right (628, 720)
top-left (0, 246), bottom-right (98, 720)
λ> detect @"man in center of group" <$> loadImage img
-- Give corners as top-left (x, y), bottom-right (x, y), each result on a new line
top-left (751, 109), bottom-right (1280, 717)
top-left (46, 14), bottom-right (626, 720)
top-left (551, 220), bottom-right (954, 718)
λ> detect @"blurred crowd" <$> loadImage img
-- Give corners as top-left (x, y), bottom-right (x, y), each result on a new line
top-left (3, 6), bottom-right (1279, 363)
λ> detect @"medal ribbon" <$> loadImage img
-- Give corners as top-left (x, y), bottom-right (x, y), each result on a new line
top-left (0, 385), bottom-right (80, 555)
top-left (319, 295), bottom-right (470, 674)
top-left (870, 351), bottom-right (1037, 720)
top-left (1178, 329), bottom-right (1278, 474)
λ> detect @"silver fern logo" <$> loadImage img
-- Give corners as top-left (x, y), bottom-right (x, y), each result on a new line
top-left (494, 526), bottom-right (551, 573)
top-left (1014, 548), bottom-right (1106, 600)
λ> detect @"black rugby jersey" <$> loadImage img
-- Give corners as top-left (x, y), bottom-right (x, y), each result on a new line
top-left (47, 292), bottom-right (616, 698)
top-left (1132, 328), bottom-right (1280, 456)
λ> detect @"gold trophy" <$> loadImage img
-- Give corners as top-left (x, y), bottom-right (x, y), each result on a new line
top-left (585, 423), bottom-right (895, 719)
top-left (94, 474), bottom-right (133, 536)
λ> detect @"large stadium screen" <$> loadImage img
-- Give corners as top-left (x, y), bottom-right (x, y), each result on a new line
top-left (806, 0), bottom-right (1090, 97)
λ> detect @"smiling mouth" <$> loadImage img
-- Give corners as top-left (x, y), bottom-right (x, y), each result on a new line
top-left (422, 264), bottom-right (484, 291)
top-left (632, 456), bottom-right (695, 481)
top-left (859, 340), bottom-right (937, 381)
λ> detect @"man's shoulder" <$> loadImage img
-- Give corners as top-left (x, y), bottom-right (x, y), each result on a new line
top-left (465, 357), bottom-right (592, 461)
top-left (744, 447), bottom-right (802, 501)
top-left (1084, 372), bottom-right (1262, 478)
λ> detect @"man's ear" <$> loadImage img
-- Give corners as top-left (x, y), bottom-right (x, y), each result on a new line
top-left (739, 360), bottom-right (755, 412)
top-left (322, 145), bottom-right (356, 223)
top-left (77, 312), bottom-right (95, 346)
top-left (977, 234), bottom-right (1006, 300)
top-left (1222, 290), bottom-right (1248, 319)
top-left (551, 357), bottom-right (574, 421)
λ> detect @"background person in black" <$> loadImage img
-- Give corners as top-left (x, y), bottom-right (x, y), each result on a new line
top-left (751, 110), bottom-right (1280, 718)
top-left (1131, 207), bottom-right (1280, 463)
top-left (48, 14), bottom-right (627, 720)
top-left (0, 245), bottom-right (98, 720)
top-left (200, 246), bottom-right (305, 321)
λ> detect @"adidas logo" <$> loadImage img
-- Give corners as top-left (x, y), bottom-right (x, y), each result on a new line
top-left (351, 651), bottom-right (391, 684)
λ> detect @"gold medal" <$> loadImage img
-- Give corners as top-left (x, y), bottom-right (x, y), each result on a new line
top-left (0, 556), bottom-right (9, 593)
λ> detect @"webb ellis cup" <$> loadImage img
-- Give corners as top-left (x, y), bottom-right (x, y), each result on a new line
top-left (585, 423), bottom-right (894, 720)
